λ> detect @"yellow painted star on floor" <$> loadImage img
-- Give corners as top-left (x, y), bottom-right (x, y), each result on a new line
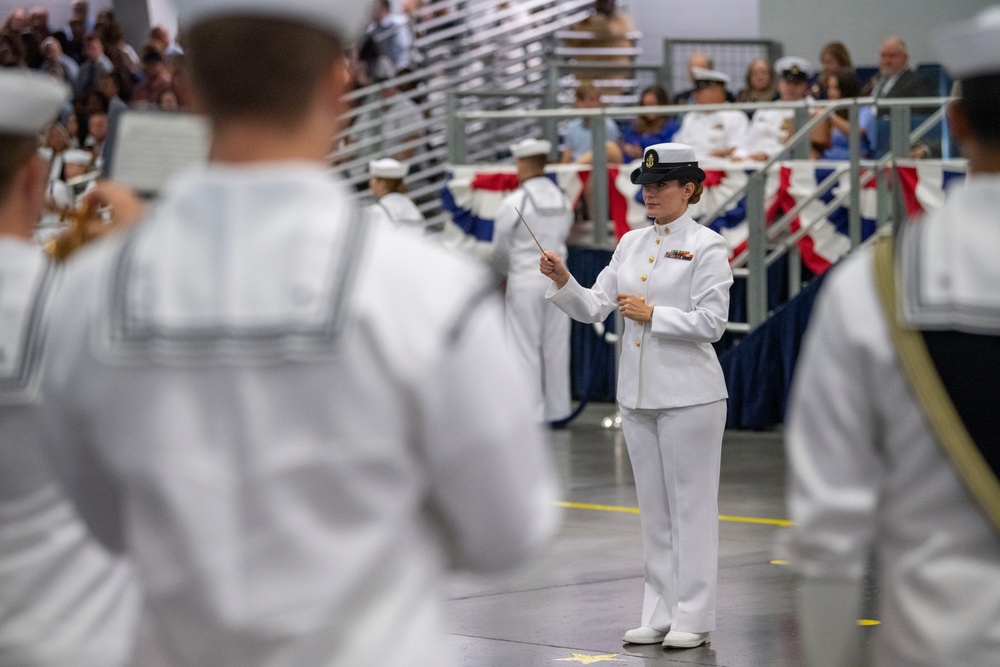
top-left (553, 654), bottom-right (625, 664)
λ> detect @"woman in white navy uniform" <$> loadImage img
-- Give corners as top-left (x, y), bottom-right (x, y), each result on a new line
top-left (0, 69), bottom-right (139, 667)
top-left (366, 157), bottom-right (426, 229)
top-left (492, 138), bottom-right (573, 424)
top-left (541, 143), bottom-right (732, 649)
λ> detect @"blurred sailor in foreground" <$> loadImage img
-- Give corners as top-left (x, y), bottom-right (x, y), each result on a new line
top-left (784, 6), bottom-right (1000, 666)
top-left (492, 138), bottom-right (573, 424)
top-left (36, 0), bottom-right (560, 665)
top-left (0, 68), bottom-right (139, 667)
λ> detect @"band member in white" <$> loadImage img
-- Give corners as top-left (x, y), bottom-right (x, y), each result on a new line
top-left (784, 7), bottom-right (1000, 666)
top-left (0, 69), bottom-right (139, 667)
top-left (492, 138), bottom-right (573, 424)
top-left (541, 143), bottom-right (732, 648)
top-left (366, 157), bottom-right (425, 228)
top-left (36, 1), bottom-right (560, 665)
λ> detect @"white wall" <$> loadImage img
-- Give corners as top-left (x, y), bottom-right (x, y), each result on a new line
top-left (628, 0), bottom-right (761, 66)
top-left (759, 0), bottom-right (995, 69)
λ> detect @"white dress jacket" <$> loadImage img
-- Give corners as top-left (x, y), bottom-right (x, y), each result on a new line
top-left (547, 213), bottom-right (732, 409)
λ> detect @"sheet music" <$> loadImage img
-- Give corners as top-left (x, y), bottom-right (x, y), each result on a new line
top-left (107, 112), bottom-right (210, 196)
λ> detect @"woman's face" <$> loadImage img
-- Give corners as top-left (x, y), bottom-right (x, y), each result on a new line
top-left (821, 51), bottom-right (840, 74)
top-left (749, 61), bottom-right (771, 90)
top-left (642, 180), bottom-right (692, 221)
top-left (825, 75), bottom-right (841, 100)
top-left (640, 92), bottom-right (660, 120)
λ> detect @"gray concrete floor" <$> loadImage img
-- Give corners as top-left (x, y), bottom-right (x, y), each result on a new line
top-left (443, 403), bottom-right (872, 666)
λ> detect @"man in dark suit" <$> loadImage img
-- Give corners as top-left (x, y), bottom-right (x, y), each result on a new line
top-left (863, 36), bottom-right (935, 103)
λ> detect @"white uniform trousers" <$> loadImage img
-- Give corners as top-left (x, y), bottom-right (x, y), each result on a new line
top-left (619, 399), bottom-right (726, 633)
top-left (505, 280), bottom-right (571, 423)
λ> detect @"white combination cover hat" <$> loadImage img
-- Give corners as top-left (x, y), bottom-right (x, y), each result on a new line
top-left (774, 56), bottom-right (814, 81)
top-left (933, 5), bottom-right (1000, 78)
top-left (0, 70), bottom-right (68, 135)
top-left (173, 0), bottom-right (368, 39)
top-left (691, 66), bottom-right (730, 86)
top-left (369, 158), bottom-right (408, 179)
top-left (510, 138), bottom-right (552, 159)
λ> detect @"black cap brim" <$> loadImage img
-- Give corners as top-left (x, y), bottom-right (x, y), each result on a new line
top-left (631, 164), bottom-right (707, 185)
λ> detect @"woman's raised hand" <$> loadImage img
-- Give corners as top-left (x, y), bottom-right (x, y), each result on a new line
top-left (540, 250), bottom-right (570, 289)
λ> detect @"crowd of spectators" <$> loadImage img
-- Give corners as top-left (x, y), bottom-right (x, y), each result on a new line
top-left (3, 0), bottom-right (191, 210)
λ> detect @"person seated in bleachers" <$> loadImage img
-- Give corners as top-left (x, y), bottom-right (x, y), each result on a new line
top-left (674, 53), bottom-right (735, 105)
top-left (620, 85), bottom-right (679, 161)
top-left (562, 0), bottom-right (636, 91)
top-left (735, 56), bottom-right (814, 162)
top-left (671, 67), bottom-right (748, 160)
top-left (559, 83), bottom-right (623, 164)
top-left (366, 0), bottom-right (413, 71)
top-left (810, 68), bottom-right (874, 159)
top-left (736, 58), bottom-right (778, 106)
top-left (861, 36), bottom-right (935, 104)
top-left (131, 47), bottom-right (173, 106)
top-left (812, 41), bottom-right (852, 98)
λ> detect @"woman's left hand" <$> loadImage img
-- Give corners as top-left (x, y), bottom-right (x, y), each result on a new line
top-left (617, 293), bottom-right (653, 323)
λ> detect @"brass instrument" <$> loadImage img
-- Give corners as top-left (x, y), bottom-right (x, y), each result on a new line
top-left (42, 172), bottom-right (104, 261)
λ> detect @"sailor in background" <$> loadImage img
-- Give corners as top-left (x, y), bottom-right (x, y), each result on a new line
top-left (540, 143), bottom-right (732, 649)
top-left (35, 0), bottom-right (559, 664)
top-left (671, 67), bottom-right (749, 160)
top-left (735, 56), bottom-right (814, 161)
top-left (366, 157), bottom-right (425, 228)
top-left (0, 68), bottom-right (140, 667)
top-left (367, 156), bottom-right (494, 261)
top-left (784, 7), bottom-right (1000, 666)
top-left (48, 147), bottom-right (96, 210)
top-left (492, 138), bottom-right (573, 424)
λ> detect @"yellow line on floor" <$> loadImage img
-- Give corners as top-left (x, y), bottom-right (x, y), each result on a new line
top-left (556, 501), bottom-right (793, 527)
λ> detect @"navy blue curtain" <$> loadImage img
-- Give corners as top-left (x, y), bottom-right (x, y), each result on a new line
top-left (566, 246), bottom-right (617, 402)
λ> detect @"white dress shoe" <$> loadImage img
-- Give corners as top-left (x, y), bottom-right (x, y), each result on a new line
top-left (622, 626), bottom-right (667, 644)
top-left (661, 630), bottom-right (709, 648)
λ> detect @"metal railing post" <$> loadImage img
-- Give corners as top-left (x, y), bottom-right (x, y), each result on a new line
top-left (890, 105), bottom-right (911, 159)
top-left (543, 59), bottom-right (560, 152)
top-left (876, 164), bottom-right (892, 228)
top-left (590, 114), bottom-right (610, 247)
top-left (447, 93), bottom-right (467, 164)
top-left (848, 103), bottom-right (862, 248)
top-left (747, 173), bottom-right (767, 329)
top-left (793, 106), bottom-right (810, 159)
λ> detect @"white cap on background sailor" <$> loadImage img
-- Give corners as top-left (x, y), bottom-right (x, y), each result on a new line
top-left (173, 0), bottom-right (369, 37)
top-left (932, 5), bottom-right (1000, 78)
top-left (369, 158), bottom-right (408, 179)
top-left (691, 66), bottom-right (730, 88)
top-left (774, 56), bottom-right (814, 83)
top-left (630, 142), bottom-right (706, 185)
top-left (0, 69), bottom-right (69, 135)
top-left (510, 138), bottom-right (552, 159)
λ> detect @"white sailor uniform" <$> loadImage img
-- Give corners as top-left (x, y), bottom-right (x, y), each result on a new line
top-left (547, 213), bottom-right (732, 633)
top-left (785, 174), bottom-right (1000, 666)
top-left (493, 176), bottom-right (574, 423)
top-left (672, 110), bottom-right (749, 160)
top-left (39, 163), bottom-right (560, 667)
top-left (0, 239), bottom-right (139, 667)
top-left (736, 107), bottom-right (795, 160)
top-left (367, 191), bottom-right (426, 230)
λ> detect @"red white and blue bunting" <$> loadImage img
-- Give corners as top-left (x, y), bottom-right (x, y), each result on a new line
top-left (441, 159), bottom-right (967, 275)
